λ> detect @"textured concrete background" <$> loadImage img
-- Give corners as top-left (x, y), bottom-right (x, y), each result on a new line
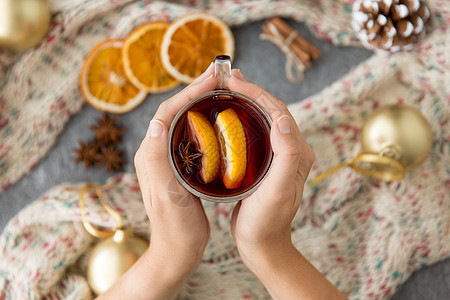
top-left (0, 20), bottom-right (448, 299)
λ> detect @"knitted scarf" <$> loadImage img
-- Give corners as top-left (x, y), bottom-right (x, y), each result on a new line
top-left (1, 0), bottom-right (449, 299)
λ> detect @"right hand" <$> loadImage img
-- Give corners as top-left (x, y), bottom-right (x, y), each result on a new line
top-left (228, 71), bottom-right (346, 300)
top-left (228, 69), bottom-right (315, 267)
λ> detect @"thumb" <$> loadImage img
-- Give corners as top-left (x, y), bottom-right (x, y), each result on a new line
top-left (145, 119), bottom-right (174, 184)
top-left (134, 119), bottom-right (170, 205)
top-left (145, 119), bottom-right (199, 209)
top-left (264, 115), bottom-right (303, 194)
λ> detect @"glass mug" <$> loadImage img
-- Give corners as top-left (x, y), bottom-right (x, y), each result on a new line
top-left (168, 55), bottom-right (273, 202)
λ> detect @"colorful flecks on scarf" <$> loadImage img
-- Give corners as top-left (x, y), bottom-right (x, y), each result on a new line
top-left (0, 0), bottom-right (449, 299)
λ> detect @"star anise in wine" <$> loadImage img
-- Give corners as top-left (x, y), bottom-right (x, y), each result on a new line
top-left (73, 140), bottom-right (100, 169)
top-left (96, 145), bottom-right (124, 173)
top-left (90, 113), bottom-right (125, 145)
top-left (177, 141), bottom-right (202, 175)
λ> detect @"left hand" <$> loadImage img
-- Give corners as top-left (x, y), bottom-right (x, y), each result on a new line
top-left (134, 64), bottom-right (217, 274)
top-left (98, 65), bottom-right (217, 300)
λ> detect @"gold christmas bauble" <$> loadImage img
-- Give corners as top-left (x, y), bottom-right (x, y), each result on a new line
top-left (87, 228), bottom-right (149, 295)
top-left (0, 0), bottom-right (51, 51)
top-left (361, 104), bottom-right (432, 171)
top-left (310, 104), bottom-right (433, 186)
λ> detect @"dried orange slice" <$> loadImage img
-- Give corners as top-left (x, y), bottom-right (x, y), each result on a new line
top-left (187, 111), bottom-right (220, 183)
top-left (80, 39), bottom-right (147, 114)
top-left (214, 108), bottom-right (247, 189)
top-left (160, 12), bottom-right (235, 83)
top-left (122, 22), bottom-right (179, 93)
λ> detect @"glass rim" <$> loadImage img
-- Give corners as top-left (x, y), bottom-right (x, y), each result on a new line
top-left (167, 89), bottom-right (273, 202)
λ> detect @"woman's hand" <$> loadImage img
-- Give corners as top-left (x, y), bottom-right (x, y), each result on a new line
top-left (228, 71), bottom-right (346, 300)
top-left (98, 64), bottom-right (217, 300)
top-left (229, 69), bottom-right (315, 265)
top-left (135, 64), bottom-right (216, 273)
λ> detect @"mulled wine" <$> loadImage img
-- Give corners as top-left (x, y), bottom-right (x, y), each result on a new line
top-left (169, 92), bottom-right (273, 202)
top-left (168, 55), bottom-right (273, 202)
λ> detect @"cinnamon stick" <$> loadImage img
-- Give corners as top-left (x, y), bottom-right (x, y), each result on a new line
top-left (262, 23), bottom-right (312, 68)
top-left (270, 17), bottom-right (321, 60)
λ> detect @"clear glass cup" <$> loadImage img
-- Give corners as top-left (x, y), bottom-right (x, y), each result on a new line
top-left (168, 55), bottom-right (273, 202)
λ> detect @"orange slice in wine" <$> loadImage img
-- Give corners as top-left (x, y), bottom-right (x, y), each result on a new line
top-left (214, 108), bottom-right (247, 189)
top-left (187, 111), bottom-right (220, 183)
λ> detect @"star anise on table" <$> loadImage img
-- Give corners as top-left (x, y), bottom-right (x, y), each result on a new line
top-left (90, 113), bottom-right (125, 145)
top-left (73, 140), bottom-right (100, 169)
top-left (177, 141), bottom-right (202, 175)
top-left (96, 145), bottom-right (124, 173)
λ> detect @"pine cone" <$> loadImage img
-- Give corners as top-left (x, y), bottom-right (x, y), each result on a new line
top-left (352, 0), bottom-right (430, 52)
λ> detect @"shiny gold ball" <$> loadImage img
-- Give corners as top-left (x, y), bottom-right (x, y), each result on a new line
top-left (0, 0), bottom-right (51, 52)
top-left (361, 104), bottom-right (432, 171)
top-left (87, 229), bottom-right (149, 295)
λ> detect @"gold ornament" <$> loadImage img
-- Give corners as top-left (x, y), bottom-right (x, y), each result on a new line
top-left (79, 184), bottom-right (149, 296)
top-left (87, 229), bottom-right (148, 295)
top-left (0, 0), bottom-right (51, 52)
top-left (361, 104), bottom-right (432, 171)
top-left (311, 104), bottom-right (432, 186)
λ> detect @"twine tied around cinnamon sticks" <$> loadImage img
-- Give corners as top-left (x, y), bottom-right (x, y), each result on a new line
top-left (260, 17), bottom-right (321, 83)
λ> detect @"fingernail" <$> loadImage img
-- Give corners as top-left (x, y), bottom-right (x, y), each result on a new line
top-left (149, 120), bottom-right (164, 137)
top-left (204, 74), bottom-right (213, 81)
top-left (234, 69), bottom-right (246, 81)
top-left (231, 72), bottom-right (245, 81)
top-left (277, 115), bottom-right (291, 134)
top-left (204, 62), bottom-right (214, 74)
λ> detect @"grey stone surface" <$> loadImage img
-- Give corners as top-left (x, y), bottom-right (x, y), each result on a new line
top-left (0, 20), bottom-right (448, 299)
